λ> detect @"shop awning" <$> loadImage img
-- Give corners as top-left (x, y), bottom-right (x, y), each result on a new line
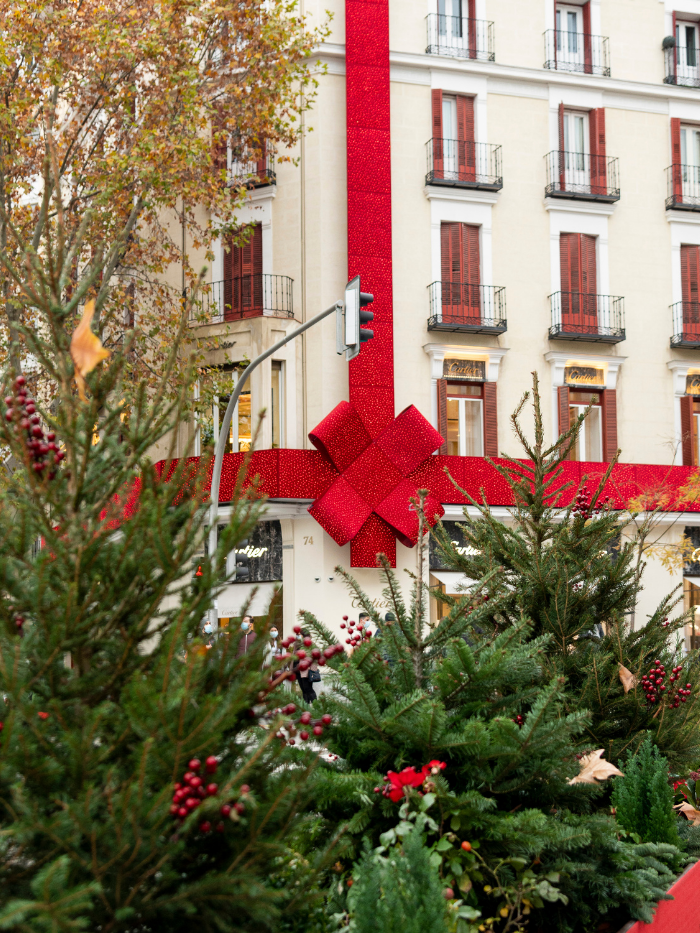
top-left (430, 571), bottom-right (473, 595)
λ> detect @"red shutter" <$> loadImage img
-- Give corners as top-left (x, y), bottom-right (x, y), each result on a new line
top-left (601, 389), bottom-right (618, 463)
top-left (463, 224), bottom-right (480, 321)
top-left (681, 244), bottom-right (700, 341)
top-left (580, 233), bottom-right (598, 331)
top-left (671, 118), bottom-right (683, 202)
top-left (681, 394), bottom-right (697, 466)
top-left (437, 378), bottom-right (448, 454)
top-left (255, 138), bottom-right (268, 183)
top-left (440, 222), bottom-right (454, 317)
top-left (558, 102), bottom-right (565, 191)
top-left (559, 232), bottom-right (576, 325)
top-left (230, 223), bottom-right (263, 319)
top-left (672, 12), bottom-right (678, 81)
top-left (223, 234), bottom-right (234, 319)
top-left (589, 109), bottom-right (606, 195)
top-left (212, 105), bottom-right (227, 176)
top-left (456, 95), bottom-right (475, 182)
top-left (483, 382), bottom-right (498, 458)
top-left (431, 89), bottom-right (443, 179)
top-left (582, 1), bottom-right (592, 74)
top-left (467, 0), bottom-right (476, 60)
top-left (557, 386), bottom-right (571, 437)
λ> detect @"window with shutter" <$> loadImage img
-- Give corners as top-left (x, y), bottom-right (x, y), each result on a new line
top-left (437, 378), bottom-right (448, 454)
top-left (559, 232), bottom-right (597, 333)
top-left (601, 389), bottom-right (618, 462)
top-left (224, 224), bottom-right (263, 320)
top-left (567, 389), bottom-right (604, 462)
top-left (681, 245), bottom-right (700, 342)
top-left (582, 1), bottom-right (592, 74)
top-left (440, 222), bottom-right (481, 324)
top-left (558, 386), bottom-right (570, 438)
top-left (443, 382), bottom-right (484, 456)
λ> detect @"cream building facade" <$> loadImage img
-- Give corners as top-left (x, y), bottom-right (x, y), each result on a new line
top-left (174, 0), bottom-right (700, 645)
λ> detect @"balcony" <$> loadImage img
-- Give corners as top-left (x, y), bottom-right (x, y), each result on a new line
top-left (427, 281), bottom-right (506, 334)
top-left (544, 151), bottom-right (620, 203)
top-left (666, 164), bottom-right (700, 211)
top-left (426, 15), bottom-right (494, 61)
top-left (544, 29), bottom-right (610, 76)
top-left (549, 292), bottom-right (625, 344)
top-left (426, 139), bottom-right (502, 190)
top-left (664, 45), bottom-right (700, 88)
top-left (671, 301), bottom-right (700, 348)
top-left (227, 150), bottom-right (276, 189)
top-left (189, 274), bottom-right (293, 325)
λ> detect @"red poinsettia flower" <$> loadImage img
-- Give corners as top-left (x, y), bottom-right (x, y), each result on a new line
top-left (425, 760), bottom-right (447, 774)
top-left (384, 766), bottom-right (427, 802)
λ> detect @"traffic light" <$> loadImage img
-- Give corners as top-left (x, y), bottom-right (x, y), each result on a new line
top-left (337, 275), bottom-right (374, 360)
top-left (231, 541), bottom-right (250, 582)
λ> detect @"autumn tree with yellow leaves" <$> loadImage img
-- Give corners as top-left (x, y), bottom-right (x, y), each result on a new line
top-left (0, 0), bottom-right (327, 410)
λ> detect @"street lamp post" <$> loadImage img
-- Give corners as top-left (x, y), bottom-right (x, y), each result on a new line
top-left (207, 301), bottom-right (341, 629)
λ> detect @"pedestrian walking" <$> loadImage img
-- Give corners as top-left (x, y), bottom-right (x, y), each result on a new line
top-left (236, 615), bottom-right (257, 657)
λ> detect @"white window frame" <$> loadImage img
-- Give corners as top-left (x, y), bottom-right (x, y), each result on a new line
top-left (447, 393), bottom-right (484, 457)
top-left (569, 399), bottom-right (603, 462)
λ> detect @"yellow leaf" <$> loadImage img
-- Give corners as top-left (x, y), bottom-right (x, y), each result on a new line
top-left (618, 663), bottom-right (637, 694)
top-left (69, 300), bottom-right (110, 400)
top-left (568, 749), bottom-right (624, 785)
top-left (675, 802), bottom-right (700, 826)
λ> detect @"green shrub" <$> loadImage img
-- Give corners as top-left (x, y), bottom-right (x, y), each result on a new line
top-left (613, 735), bottom-right (680, 846)
top-left (349, 829), bottom-right (449, 933)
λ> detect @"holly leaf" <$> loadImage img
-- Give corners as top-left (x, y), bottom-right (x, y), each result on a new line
top-left (568, 749), bottom-right (624, 785)
top-left (618, 663), bottom-right (637, 694)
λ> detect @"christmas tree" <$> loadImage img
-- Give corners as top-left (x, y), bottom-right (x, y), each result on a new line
top-left (431, 374), bottom-right (700, 768)
top-left (0, 209), bottom-right (325, 931)
top-left (297, 551), bottom-right (682, 932)
top-left (613, 735), bottom-right (680, 846)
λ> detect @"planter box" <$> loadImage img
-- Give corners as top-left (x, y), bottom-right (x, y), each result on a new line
top-left (617, 859), bottom-right (700, 932)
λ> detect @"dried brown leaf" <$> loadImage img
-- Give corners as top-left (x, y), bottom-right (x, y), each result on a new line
top-left (69, 300), bottom-right (110, 400)
top-left (618, 663), bottom-right (637, 694)
top-left (568, 749), bottom-right (624, 785)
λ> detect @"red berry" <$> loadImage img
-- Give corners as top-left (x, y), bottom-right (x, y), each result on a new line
top-left (687, 684), bottom-right (692, 689)
top-left (299, 659), bottom-right (310, 670)
top-left (189, 776), bottom-right (202, 788)
top-left (443, 888), bottom-right (454, 900)
top-left (46, 432), bottom-right (55, 441)
top-left (340, 623), bottom-right (346, 629)
top-left (303, 636), bottom-right (312, 647)
top-left (207, 783), bottom-right (218, 796)
top-left (296, 650), bottom-right (306, 660)
top-left (196, 786), bottom-right (207, 798)
top-left (220, 804), bottom-right (232, 817)
top-left (342, 615), bottom-right (348, 621)
top-left (4, 411), bottom-right (12, 422)
top-left (37, 711), bottom-right (48, 720)
top-left (205, 756), bottom-right (218, 773)
top-left (323, 647), bottom-right (335, 658)
top-left (0, 722), bottom-right (3, 731)
top-left (14, 376), bottom-right (25, 388)
top-left (321, 714), bottom-right (332, 725)
top-left (311, 648), bottom-right (322, 659)
top-left (284, 704), bottom-right (296, 715)
top-left (199, 821), bottom-right (211, 833)
top-left (318, 658), bottom-right (326, 666)
top-left (461, 841), bottom-right (472, 852)
top-left (215, 822), bottom-right (225, 832)
top-left (186, 797), bottom-right (198, 809)
top-left (169, 804), bottom-right (179, 815)
top-left (188, 758), bottom-right (201, 771)
top-left (313, 725), bottom-right (323, 737)
top-left (300, 731), bottom-right (309, 740)
top-left (234, 802), bottom-right (245, 814)
top-left (293, 625), bottom-right (302, 634)
top-left (345, 638), bottom-right (351, 644)
top-left (178, 807), bottom-right (188, 818)
top-left (240, 785), bottom-right (250, 794)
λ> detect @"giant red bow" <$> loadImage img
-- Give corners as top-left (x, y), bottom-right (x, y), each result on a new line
top-left (307, 401), bottom-right (445, 550)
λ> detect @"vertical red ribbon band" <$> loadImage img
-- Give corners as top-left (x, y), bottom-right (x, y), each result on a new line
top-left (345, 0), bottom-right (397, 566)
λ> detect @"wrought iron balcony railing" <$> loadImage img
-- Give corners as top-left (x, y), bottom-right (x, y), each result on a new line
top-left (549, 292), bottom-right (625, 343)
top-left (426, 15), bottom-right (494, 61)
top-left (544, 29), bottom-right (610, 76)
top-left (666, 164), bottom-right (700, 211)
top-left (427, 281), bottom-right (506, 334)
top-left (671, 300), bottom-right (700, 348)
top-left (227, 150), bottom-right (276, 188)
top-left (544, 150), bottom-right (620, 202)
top-left (189, 274), bottom-right (293, 325)
top-left (426, 139), bottom-right (502, 190)
top-left (665, 45), bottom-right (700, 87)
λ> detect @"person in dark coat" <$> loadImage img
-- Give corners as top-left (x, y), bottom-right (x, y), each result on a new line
top-left (236, 616), bottom-right (257, 657)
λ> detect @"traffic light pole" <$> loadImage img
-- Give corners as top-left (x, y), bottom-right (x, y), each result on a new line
top-left (207, 300), bottom-right (342, 629)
